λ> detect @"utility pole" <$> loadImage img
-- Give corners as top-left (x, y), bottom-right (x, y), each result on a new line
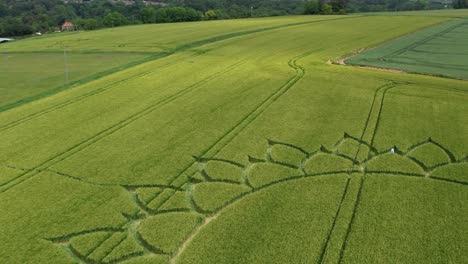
top-left (250, 6), bottom-right (253, 17)
top-left (1, 46), bottom-right (6, 66)
top-left (64, 47), bottom-right (69, 85)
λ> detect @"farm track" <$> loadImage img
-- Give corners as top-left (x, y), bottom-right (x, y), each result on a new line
top-left (40, 51), bottom-right (319, 264)
top-left (0, 56), bottom-right (256, 194)
top-left (335, 82), bottom-right (404, 264)
top-left (326, 77), bottom-right (467, 263)
top-left (317, 82), bottom-right (396, 263)
top-left (2, 16), bottom-right (468, 264)
top-left (0, 52), bottom-right (199, 132)
top-left (141, 50), bottom-right (319, 216)
top-left (38, 48), bottom-right (468, 263)
top-left (388, 20), bottom-right (464, 57)
top-left (40, 132), bottom-right (467, 264)
top-left (0, 16), bottom-right (359, 133)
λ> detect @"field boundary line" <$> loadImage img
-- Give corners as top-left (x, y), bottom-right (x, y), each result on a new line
top-left (0, 56), bottom-right (254, 194)
top-left (0, 51), bottom-right (163, 113)
top-left (0, 51), bottom-right (198, 132)
top-left (333, 18), bottom-right (456, 65)
top-left (0, 16), bottom-right (360, 131)
top-left (339, 19), bottom-right (468, 81)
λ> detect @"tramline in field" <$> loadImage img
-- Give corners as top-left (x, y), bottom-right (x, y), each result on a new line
top-left (346, 19), bottom-right (468, 79)
top-left (0, 10), bottom-right (467, 264)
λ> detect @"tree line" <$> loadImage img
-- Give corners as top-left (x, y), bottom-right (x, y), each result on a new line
top-left (0, 0), bottom-right (463, 37)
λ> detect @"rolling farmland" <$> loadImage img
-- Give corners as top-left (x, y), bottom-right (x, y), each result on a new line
top-left (1, 16), bottom-right (341, 112)
top-left (0, 12), bottom-right (467, 264)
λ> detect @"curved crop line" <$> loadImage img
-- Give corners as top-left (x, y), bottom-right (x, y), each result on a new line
top-left (47, 227), bottom-right (125, 243)
top-left (247, 156), bottom-right (299, 170)
top-left (188, 188), bottom-right (208, 216)
top-left (0, 57), bottom-right (253, 194)
top-left (341, 133), bottom-right (378, 154)
top-left (357, 83), bottom-right (395, 143)
top-left (135, 231), bottom-right (170, 256)
top-left (429, 175), bottom-right (468, 186)
top-left (404, 155), bottom-right (430, 172)
top-left (366, 171), bottom-right (468, 186)
top-left (320, 81), bottom-right (398, 263)
top-left (143, 50), bottom-right (321, 213)
top-left (365, 170), bottom-right (425, 178)
top-left (363, 151), bottom-right (429, 174)
top-left (332, 152), bottom-right (360, 166)
top-left (368, 84), bottom-right (399, 147)
top-left (47, 133), bottom-right (466, 264)
top-left (0, 52), bottom-right (200, 132)
top-left (171, 171), bottom-right (353, 263)
top-left (267, 139), bottom-right (309, 155)
top-left (334, 77), bottom-right (465, 262)
top-left (362, 138), bottom-right (463, 174)
top-left (192, 156), bottom-right (245, 168)
top-left (0, 16), bottom-right (359, 131)
top-left (429, 139), bottom-right (456, 162)
top-left (269, 160), bottom-right (300, 170)
top-left (405, 138), bottom-right (432, 153)
top-left (199, 170), bottom-right (242, 185)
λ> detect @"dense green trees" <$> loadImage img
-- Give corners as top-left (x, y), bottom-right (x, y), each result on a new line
top-left (304, 0), bottom-right (320, 14)
top-left (0, 0), bottom-right (458, 37)
top-left (141, 7), bottom-right (202, 23)
top-left (453, 0), bottom-right (468, 8)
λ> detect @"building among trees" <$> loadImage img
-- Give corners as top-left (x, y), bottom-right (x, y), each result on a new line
top-left (61, 22), bottom-right (75, 31)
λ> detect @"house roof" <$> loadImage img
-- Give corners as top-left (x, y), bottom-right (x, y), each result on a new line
top-left (62, 22), bottom-right (74, 27)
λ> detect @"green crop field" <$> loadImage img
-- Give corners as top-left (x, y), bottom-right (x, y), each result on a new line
top-left (0, 16), bottom-right (343, 112)
top-left (346, 18), bottom-right (468, 79)
top-left (0, 52), bottom-right (151, 111)
top-left (0, 12), bottom-right (467, 264)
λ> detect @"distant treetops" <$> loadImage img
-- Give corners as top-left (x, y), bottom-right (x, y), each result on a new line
top-left (0, 0), bottom-right (460, 37)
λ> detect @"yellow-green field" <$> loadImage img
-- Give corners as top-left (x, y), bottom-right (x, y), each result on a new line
top-left (0, 13), bottom-right (467, 264)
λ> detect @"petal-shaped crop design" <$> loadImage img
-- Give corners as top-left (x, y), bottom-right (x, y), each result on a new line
top-left (304, 152), bottom-right (355, 174)
top-left (366, 152), bottom-right (426, 175)
top-left (407, 140), bottom-right (453, 169)
top-left (47, 133), bottom-right (466, 264)
top-left (334, 133), bottom-right (377, 162)
top-left (247, 162), bottom-right (300, 188)
top-left (202, 159), bottom-right (245, 183)
top-left (431, 162), bottom-right (468, 184)
top-left (139, 212), bottom-right (204, 254)
top-left (267, 140), bottom-right (308, 168)
top-left (191, 182), bottom-right (251, 213)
